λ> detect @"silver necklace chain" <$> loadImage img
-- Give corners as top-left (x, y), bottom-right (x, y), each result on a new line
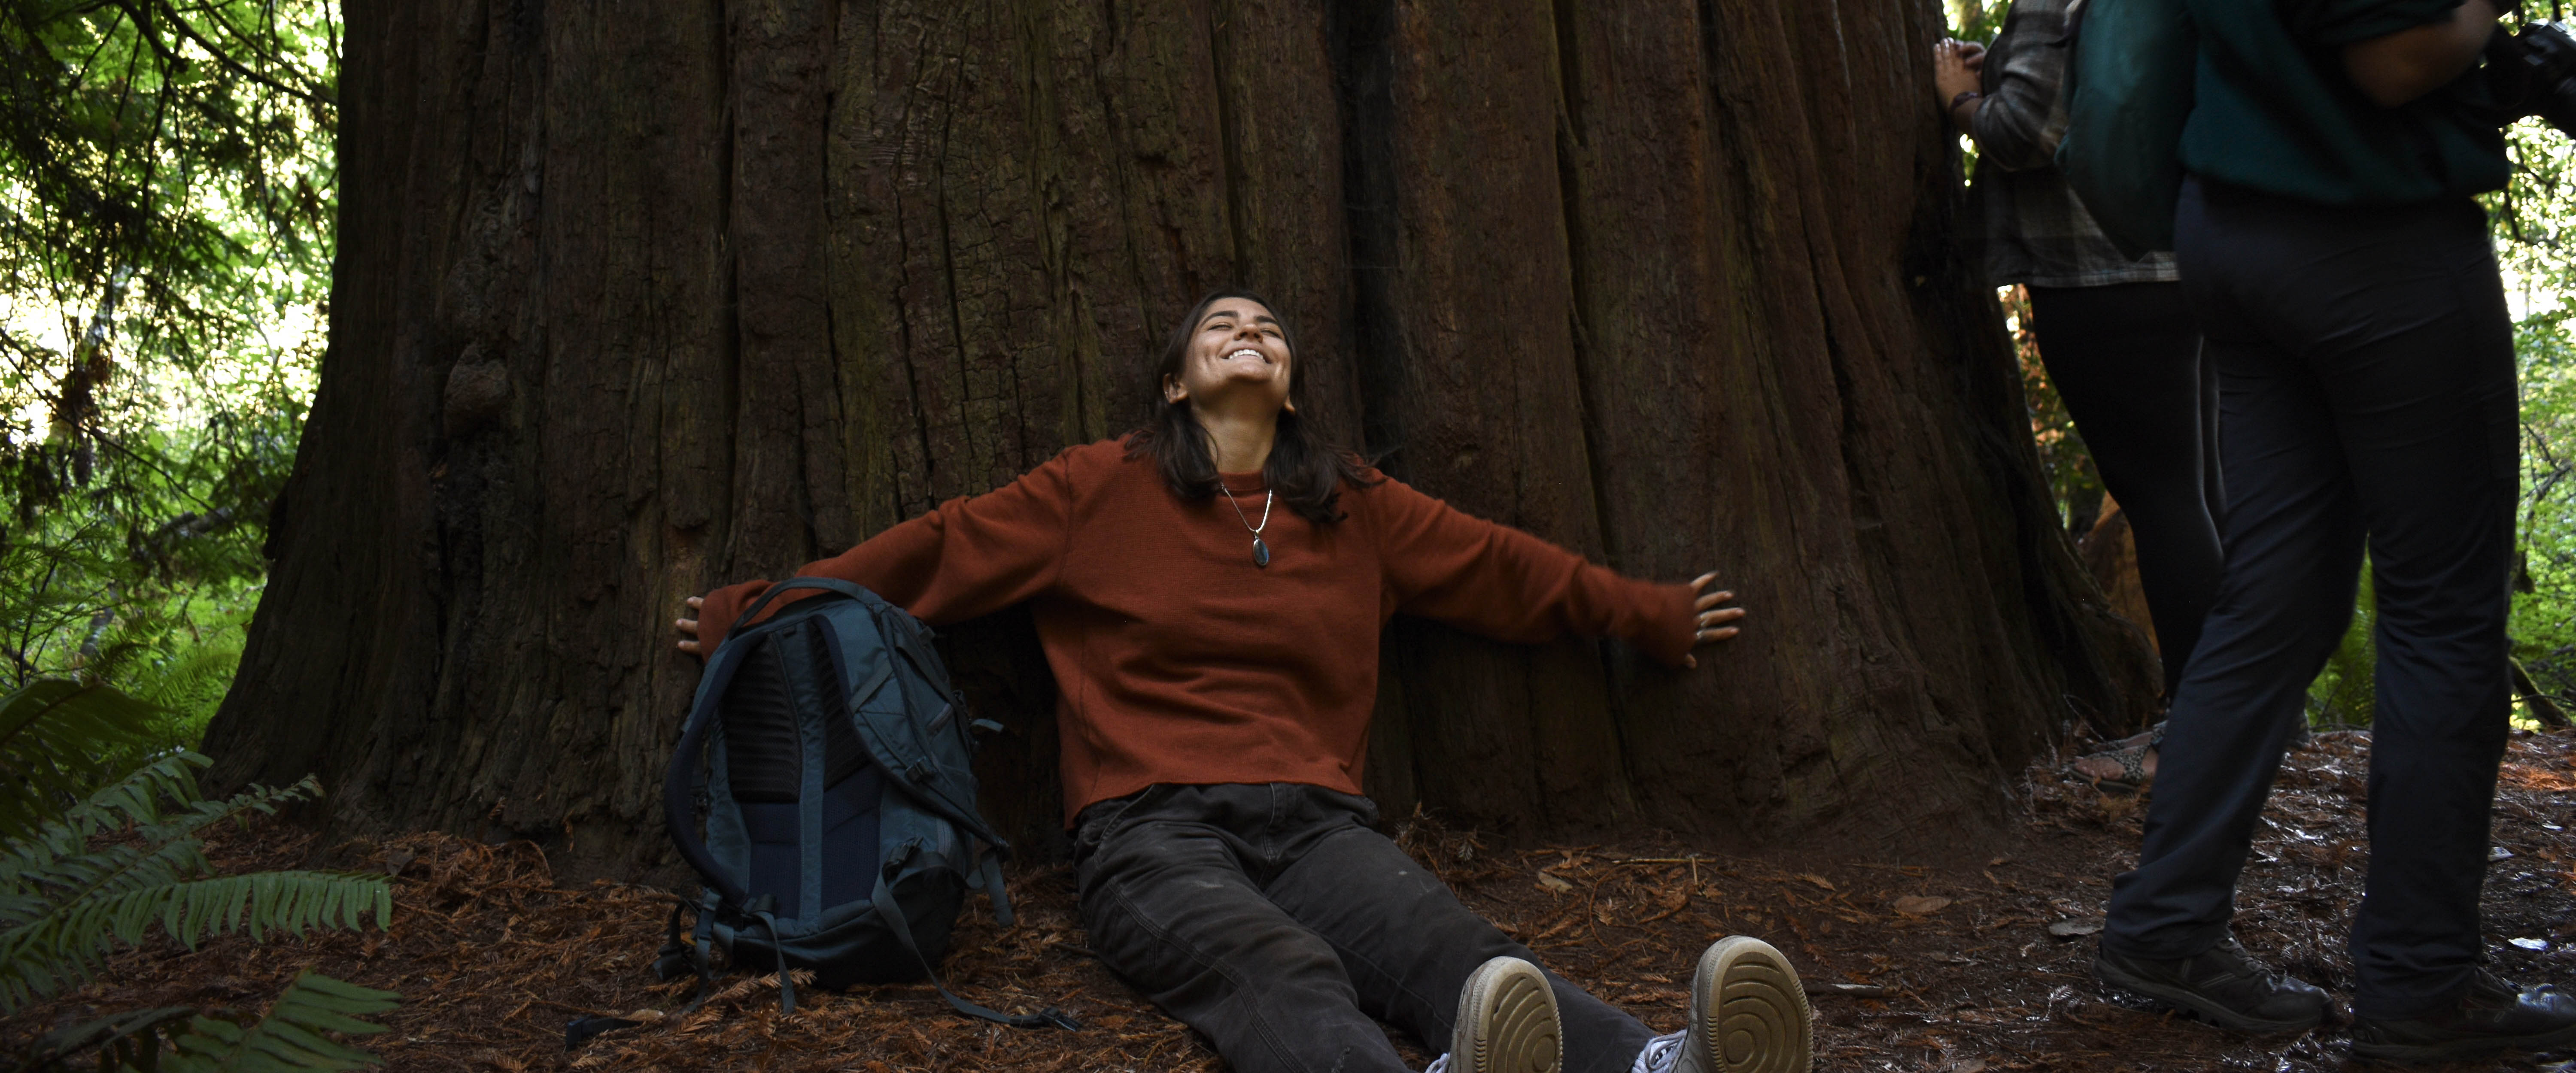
top-left (1222, 485), bottom-right (1276, 568)
top-left (1222, 485), bottom-right (1273, 536)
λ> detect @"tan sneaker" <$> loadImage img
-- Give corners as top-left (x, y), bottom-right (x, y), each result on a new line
top-left (1674, 937), bottom-right (1811, 1073)
top-left (1441, 955), bottom-right (1562, 1073)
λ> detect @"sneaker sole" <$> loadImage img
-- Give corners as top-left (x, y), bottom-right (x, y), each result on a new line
top-left (2350, 1021), bottom-right (2576, 1064)
top-left (1453, 956), bottom-right (1561, 1073)
top-left (2090, 956), bottom-right (2322, 1034)
top-left (1685, 936), bottom-right (1813, 1073)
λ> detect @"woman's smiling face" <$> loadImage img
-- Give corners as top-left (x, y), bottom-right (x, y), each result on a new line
top-left (1163, 298), bottom-right (1293, 412)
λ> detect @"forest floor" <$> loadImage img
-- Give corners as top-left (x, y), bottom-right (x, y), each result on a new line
top-left (13, 729), bottom-right (2576, 1072)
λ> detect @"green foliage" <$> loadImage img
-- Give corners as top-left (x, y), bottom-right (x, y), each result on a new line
top-left (0, 7), bottom-right (377, 1055)
top-left (0, 0), bottom-right (334, 737)
top-left (0, 750), bottom-right (390, 1015)
top-left (1944, 0), bottom-right (2008, 42)
top-left (0, 682), bottom-right (395, 1070)
top-left (2305, 564), bottom-right (2377, 727)
top-left (1999, 285), bottom-right (2106, 536)
top-left (24, 972), bottom-right (396, 1073)
top-left (0, 676), bottom-right (168, 834)
top-left (2499, 119), bottom-right (2576, 713)
top-left (159, 972), bottom-right (398, 1073)
top-left (1943, 0), bottom-right (2013, 180)
top-left (22, 1003), bottom-right (195, 1070)
top-left (0, 0), bottom-right (337, 457)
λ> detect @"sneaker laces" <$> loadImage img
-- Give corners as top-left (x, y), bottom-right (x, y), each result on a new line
top-left (1423, 1054), bottom-right (1451, 1073)
top-left (1631, 1030), bottom-right (1686, 1073)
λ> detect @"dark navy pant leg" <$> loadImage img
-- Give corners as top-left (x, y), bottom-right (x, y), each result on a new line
top-left (2099, 255), bottom-right (2365, 964)
top-left (2102, 179), bottom-right (2516, 1020)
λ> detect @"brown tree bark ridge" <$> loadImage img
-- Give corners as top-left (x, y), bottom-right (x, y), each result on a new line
top-left (203, 0), bottom-right (2157, 877)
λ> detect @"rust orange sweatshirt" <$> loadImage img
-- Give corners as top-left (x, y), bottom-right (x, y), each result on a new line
top-left (695, 438), bottom-right (1695, 822)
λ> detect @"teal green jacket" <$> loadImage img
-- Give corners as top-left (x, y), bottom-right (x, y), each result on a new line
top-left (2182, 0), bottom-right (2507, 204)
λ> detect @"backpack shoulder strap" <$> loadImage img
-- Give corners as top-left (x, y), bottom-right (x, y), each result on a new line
top-left (975, 851), bottom-right (1014, 928)
top-left (870, 870), bottom-right (1075, 1030)
top-left (665, 642), bottom-right (756, 908)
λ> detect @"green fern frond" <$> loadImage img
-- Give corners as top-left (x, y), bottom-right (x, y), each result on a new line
top-left (0, 764), bottom-right (379, 1016)
top-left (0, 678), bottom-right (173, 836)
top-left (118, 638), bottom-right (248, 749)
top-left (2, 868), bottom-right (386, 1015)
top-left (161, 972), bottom-right (398, 1073)
top-left (2, 753), bottom-right (212, 878)
top-left (0, 755), bottom-right (278, 914)
top-left (136, 774), bottom-right (319, 849)
top-left (20, 1004), bottom-right (195, 1070)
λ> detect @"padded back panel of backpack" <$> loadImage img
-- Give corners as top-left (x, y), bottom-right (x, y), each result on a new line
top-left (721, 618), bottom-right (879, 920)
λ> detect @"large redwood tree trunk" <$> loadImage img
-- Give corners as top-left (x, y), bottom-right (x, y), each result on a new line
top-left (204, 0), bottom-right (2155, 876)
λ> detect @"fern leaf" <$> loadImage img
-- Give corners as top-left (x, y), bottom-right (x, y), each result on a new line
top-left (3, 767), bottom-right (310, 928)
top-left (0, 870), bottom-right (389, 1012)
top-left (0, 679), bottom-right (173, 835)
top-left (0, 761), bottom-right (367, 1016)
top-left (138, 774), bottom-right (317, 849)
top-left (0, 753), bottom-right (210, 884)
top-left (163, 972), bottom-right (396, 1073)
top-left (21, 1004), bottom-right (194, 1068)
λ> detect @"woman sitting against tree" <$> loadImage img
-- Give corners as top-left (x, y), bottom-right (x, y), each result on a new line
top-left (676, 290), bottom-right (1813, 1073)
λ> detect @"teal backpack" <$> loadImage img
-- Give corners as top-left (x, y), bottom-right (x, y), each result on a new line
top-left (654, 577), bottom-right (1073, 1029)
top-left (2055, 0), bottom-right (2197, 256)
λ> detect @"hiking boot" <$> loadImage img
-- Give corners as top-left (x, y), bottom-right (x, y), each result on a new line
top-left (2092, 937), bottom-right (2330, 1032)
top-left (1430, 956), bottom-right (1561, 1073)
top-left (2350, 970), bottom-right (2576, 1063)
top-left (1636, 936), bottom-right (1811, 1073)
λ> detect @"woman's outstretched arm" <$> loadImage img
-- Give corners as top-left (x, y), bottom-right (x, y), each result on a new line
top-left (676, 446), bottom-right (1084, 656)
top-left (1363, 476), bottom-right (1744, 668)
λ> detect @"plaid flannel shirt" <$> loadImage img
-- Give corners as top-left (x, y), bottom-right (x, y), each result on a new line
top-left (1969, 0), bottom-right (2178, 288)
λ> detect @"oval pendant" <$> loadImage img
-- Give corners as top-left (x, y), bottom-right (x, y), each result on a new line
top-left (1252, 537), bottom-right (1272, 568)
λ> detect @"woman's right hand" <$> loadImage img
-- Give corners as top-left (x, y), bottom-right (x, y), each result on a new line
top-left (1683, 573), bottom-right (1747, 670)
top-left (675, 595), bottom-right (705, 655)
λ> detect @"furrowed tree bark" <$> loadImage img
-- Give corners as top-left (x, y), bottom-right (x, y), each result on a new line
top-left (204, 0), bottom-right (2156, 876)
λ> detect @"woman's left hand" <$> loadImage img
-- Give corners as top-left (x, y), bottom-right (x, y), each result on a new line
top-left (1933, 39), bottom-right (1984, 108)
top-left (1685, 573), bottom-right (1745, 669)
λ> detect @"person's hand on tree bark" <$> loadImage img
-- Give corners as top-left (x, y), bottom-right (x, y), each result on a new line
top-left (1686, 573), bottom-right (1745, 669)
top-left (1933, 39), bottom-right (1985, 133)
top-left (675, 595), bottom-right (705, 656)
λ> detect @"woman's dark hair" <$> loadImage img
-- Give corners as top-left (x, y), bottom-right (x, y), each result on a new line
top-left (1127, 288), bottom-right (1377, 523)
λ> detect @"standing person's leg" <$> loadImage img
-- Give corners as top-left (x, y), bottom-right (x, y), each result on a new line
top-left (2197, 342), bottom-right (2225, 533)
top-left (2094, 180), bottom-right (2355, 1029)
top-left (2309, 201), bottom-right (2517, 1022)
top-left (2025, 281), bottom-right (2224, 695)
top-left (1074, 786), bottom-right (1416, 1073)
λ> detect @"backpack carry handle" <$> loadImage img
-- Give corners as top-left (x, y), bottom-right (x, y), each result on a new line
top-left (729, 576), bottom-right (886, 634)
